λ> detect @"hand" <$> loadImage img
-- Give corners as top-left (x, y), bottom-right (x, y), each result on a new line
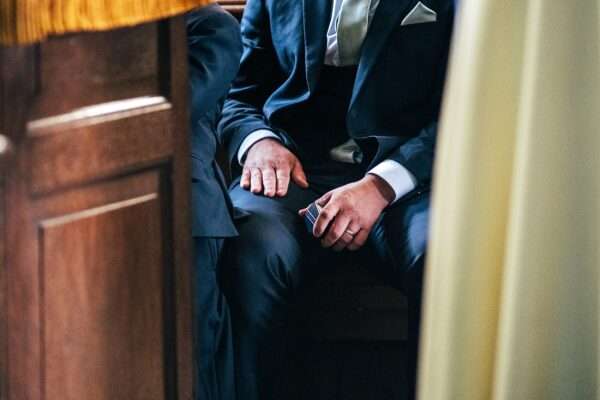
top-left (241, 138), bottom-right (309, 197)
top-left (299, 175), bottom-right (395, 252)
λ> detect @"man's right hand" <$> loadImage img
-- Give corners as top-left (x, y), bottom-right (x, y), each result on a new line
top-left (241, 138), bottom-right (309, 197)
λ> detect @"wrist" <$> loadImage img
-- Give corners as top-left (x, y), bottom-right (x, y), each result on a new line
top-left (364, 174), bottom-right (395, 206)
top-left (247, 137), bottom-right (281, 155)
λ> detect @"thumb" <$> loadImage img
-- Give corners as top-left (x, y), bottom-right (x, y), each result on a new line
top-left (291, 161), bottom-right (309, 188)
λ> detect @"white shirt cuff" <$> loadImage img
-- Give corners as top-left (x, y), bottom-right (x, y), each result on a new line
top-left (237, 129), bottom-right (281, 165)
top-left (368, 159), bottom-right (417, 203)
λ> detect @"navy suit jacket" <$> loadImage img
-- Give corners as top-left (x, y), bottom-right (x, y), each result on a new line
top-left (219, 0), bottom-right (455, 187)
top-left (187, 5), bottom-right (243, 237)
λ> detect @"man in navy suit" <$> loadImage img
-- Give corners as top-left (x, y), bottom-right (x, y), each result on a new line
top-left (218, 1), bottom-right (455, 398)
top-left (187, 5), bottom-right (242, 400)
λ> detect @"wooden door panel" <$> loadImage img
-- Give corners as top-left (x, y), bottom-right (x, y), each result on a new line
top-left (1, 17), bottom-right (191, 400)
top-left (29, 96), bottom-right (172, 194)
top-left (41, 192), bottom-right (164, 400)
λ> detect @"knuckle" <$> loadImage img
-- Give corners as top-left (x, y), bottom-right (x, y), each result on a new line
top-left (278, 169), bottom-right (290, 178)
top-left (340, 196), bottom-right (352, 208)
top-left (332, 227), bottom-right (344, 239)
top-left (315, 221), bottom-right (325, 232)
top-left (267, 160), bottom-right (277, 169)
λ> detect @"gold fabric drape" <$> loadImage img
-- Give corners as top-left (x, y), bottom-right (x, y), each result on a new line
top-left (0, 0), bottom-right (214, 45)
top-left (419, 1), bottom-right (600, 399)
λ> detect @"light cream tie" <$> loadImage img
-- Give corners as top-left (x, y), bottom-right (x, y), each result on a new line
top-left (336, 0), bottom-right (372, 66)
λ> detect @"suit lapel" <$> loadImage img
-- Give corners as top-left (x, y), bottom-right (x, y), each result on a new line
top-left (302, 0), bottom-right (333, 93)
top-left (350, 0), bottom-right (416, 106)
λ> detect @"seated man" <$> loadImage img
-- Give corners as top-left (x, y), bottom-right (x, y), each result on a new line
top-left (186, 5), bottom-right (242, 400)
top-left (218, 1), bottom-right (456, 399)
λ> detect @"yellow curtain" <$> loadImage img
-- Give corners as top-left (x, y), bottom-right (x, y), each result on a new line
top-left (0, 0), bottom-right (213, 45)
top-left (419, 1), bottom-right (600, 399)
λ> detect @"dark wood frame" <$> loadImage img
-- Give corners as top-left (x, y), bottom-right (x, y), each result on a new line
top-left (219, 0), bottom-right (246, 18)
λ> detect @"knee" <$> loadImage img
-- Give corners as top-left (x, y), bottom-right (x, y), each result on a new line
top-left (228, 213), bottom-right (303, 280)
top-left (223, 214), bottom-right (302, 330)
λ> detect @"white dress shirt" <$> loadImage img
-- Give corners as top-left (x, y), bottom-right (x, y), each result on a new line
top-left (237, 0), bottom-right (416, 203)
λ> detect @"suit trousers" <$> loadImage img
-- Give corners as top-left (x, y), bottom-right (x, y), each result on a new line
top-left (193, 237), bottom-right (236, 400)
top-left (223, 167), bottom-right (430, 400)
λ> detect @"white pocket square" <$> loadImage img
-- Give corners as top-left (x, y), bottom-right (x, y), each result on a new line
top-left (401, 1), bottom-right (438, 26)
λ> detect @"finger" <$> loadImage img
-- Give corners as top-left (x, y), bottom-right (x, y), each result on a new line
top-left (316, 192), bottom-right (333, 207)
top-left (250, 168), bottom-right (263, 194)
top-left (313, 203), bottom-right (340, 238)
top-left (240, 168), bottom-right (251, 189)
top-left (345, 221), bottom-right (362, 237)
top-left (322, 215), bottom-right (351, 249)
top-left (262, 168), bottom-right (277, 197)
top-left (276, 168), bottom-right (291, 196)
top-left (298, 208), bottom-right (307, 216)
top-left (333, 221), bottom-right (362, 252)
top-left (332, 233), bottom-right (354, 252)
top-left (291, 161), bottom-right (309, 188)
top-left (348, 229), bottom-right (370, 251)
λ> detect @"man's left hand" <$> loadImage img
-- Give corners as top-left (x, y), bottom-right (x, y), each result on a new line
top-left (299, 175), bottom-right (395, 252)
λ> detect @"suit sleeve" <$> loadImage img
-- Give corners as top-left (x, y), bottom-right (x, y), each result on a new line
top-left (186, 5), bottom-right (243, 126)
top-left (217, 0), bottom-right (286, 169)
top-left (385, 3), bottom-right (455, 186)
